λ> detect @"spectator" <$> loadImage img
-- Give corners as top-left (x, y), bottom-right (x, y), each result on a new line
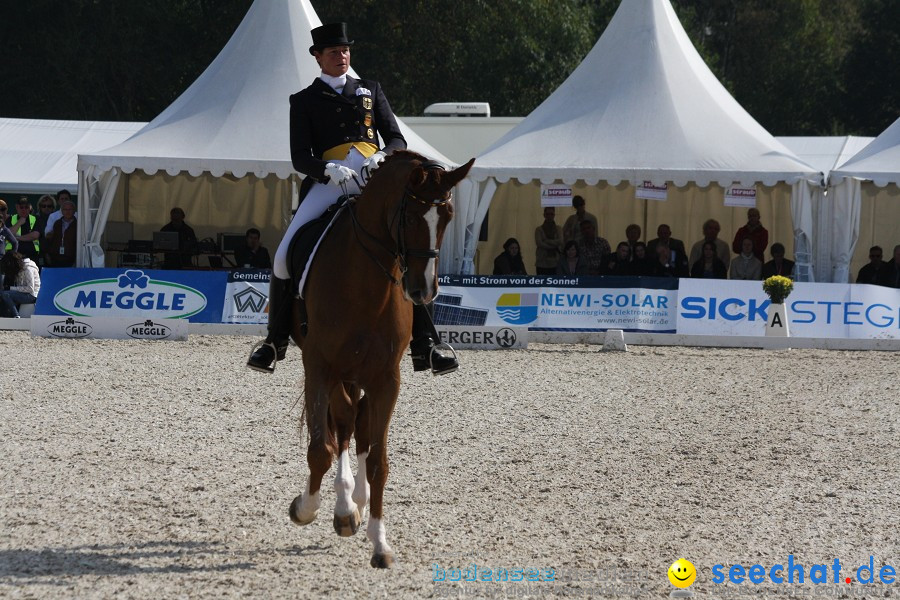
top-left (0, 200), bottom-right (19, 264)
top-left (576, 219), bottom-right (610, 276)
top-left (650, 243), bottom-right (680, 278)
top-left (879, 244), bottom-right (900, 288)
top-left (534, 206), bottom-right (563, 275)
top-left (44, 189), bottom-right (76, 237)
top-left (730, 238), bottom-right (762, 280)
top-left (45, 199), bottom-right (77, 267)
top-left (732, 207), bottom-right (768, 262)
top-left (856, 246), bottom-right (887, 285)
top-left (556, 240), bottom-right (589, 276)
top-left (493, 237), bottom-right (527, 275)
top-left (629, 241), bottom-right (653, 276)
top-left (562, 195), bottom-right (598, 245)
top-left (690, 241), bottom-right (728, 279)
top-left (647, 224), bottom-right (688, 275)
top-left (160, 207), bottom-right (198, 270)
top-left (689, 218), bottom-right (730, 274)
top-left (234, 228), bottom-right (272, 269)
top-left (6, 197), bottom-right (40, 262)
top-left (603, 242), bottom-right (632, 276)
top-left (761, 243), bottom-right (795, 279)
top-left (623, 223), bottom-right (642, 259)
top-left (0, 252), bottom-right (40, 318)
top-left (34, 195), bottom-right (56, 266)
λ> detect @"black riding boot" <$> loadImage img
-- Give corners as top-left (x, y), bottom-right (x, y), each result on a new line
top-left (409, 303), bottom-right (458, 376)
top-left (247, 276), bottom-right (294, 373)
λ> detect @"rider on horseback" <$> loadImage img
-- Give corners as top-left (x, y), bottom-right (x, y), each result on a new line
top-left (247, 22), bottom-right (458, 376)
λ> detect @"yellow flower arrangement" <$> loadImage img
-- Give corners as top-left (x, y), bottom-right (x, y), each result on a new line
top-left (762, 275), bottom-right (794, 304)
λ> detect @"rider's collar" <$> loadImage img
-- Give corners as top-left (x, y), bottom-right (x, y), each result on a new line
top-left (320, 72), bottom-right (347, 92)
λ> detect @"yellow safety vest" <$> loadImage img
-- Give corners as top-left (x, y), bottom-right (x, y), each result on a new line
top-left (6, 214), bottom-right (39, 252)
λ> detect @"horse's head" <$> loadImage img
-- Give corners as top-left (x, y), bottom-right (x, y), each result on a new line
top-left (381, 152), bottom-right (474, 305)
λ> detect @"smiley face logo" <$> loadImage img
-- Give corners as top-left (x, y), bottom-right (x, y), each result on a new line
top-left (667, 558), bottom-right (697, 588)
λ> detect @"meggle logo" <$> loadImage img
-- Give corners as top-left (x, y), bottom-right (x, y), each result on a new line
top-left (680, 296), bottom-right (770, 321)
top-left (496, 293), bottom-right (539, 325)
top-left (54, 270), bottom-right (206, 319)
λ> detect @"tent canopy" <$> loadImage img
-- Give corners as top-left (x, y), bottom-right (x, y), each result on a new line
top-left (77, 0), bottom-right (450, 180)
top-left (467, 0), bottom-right (819, 187)
top-left (831, 115), bottom-right (900, 186)
top-left (0, 118), bottom-right (144, 194)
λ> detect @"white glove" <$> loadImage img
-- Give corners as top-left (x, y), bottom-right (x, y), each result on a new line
top-left (325, 162), bottom-right (357, 186)
top-left (362, 151), bottom-right (387, 172)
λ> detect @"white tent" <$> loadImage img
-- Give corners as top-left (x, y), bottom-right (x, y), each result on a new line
top-left (829, 116), bottom-right (900, 282)
top-left (443, 0), bottom-right (821, 277)
top-left (76, 0), bottom-right (450, 268)
top-left (0, 118), bottom-right (144, 194)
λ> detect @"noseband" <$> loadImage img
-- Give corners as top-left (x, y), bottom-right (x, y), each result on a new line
top-left (346, 160), bottom-right (450, 289)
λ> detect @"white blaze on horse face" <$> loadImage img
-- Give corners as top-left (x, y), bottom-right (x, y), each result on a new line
top-left (352, 451), bottom-right (369, 517)
top-left (423, 206), bottom-right (440, 298)
top-left (367, 517), bottom-right (393, 558)
top-left (334, 449), bottom-right (356, 517)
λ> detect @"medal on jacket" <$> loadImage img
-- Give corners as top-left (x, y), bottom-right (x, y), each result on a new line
top-left (367, 128), bottom-right (375, 139)
top-left (364, 114), bottom-right (372, 127)
top-left (362, 97), bottom-right (373, 110)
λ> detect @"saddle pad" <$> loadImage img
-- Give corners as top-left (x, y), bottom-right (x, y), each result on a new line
top-left (288, 202), bottom-right (348, 299)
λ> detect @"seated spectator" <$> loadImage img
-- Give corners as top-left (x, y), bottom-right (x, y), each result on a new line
top-left (856, 246), bottom-right (887, 285)
top-left (761, 243), bottom-right (795, 279)
top-left (534, 206), bottom-right (563, 275)
top-left (623, 223), bottom-right (642, 259)
top-left (603, 242), bottom-right (632, 276)
top-left (732, 207), bottom-right (768, 262)
top-left (234, 228), bottom-right (272, 269)
top-left (160, 207), bottom-right (198, 270)
top-left (493, 237), bottom-right (527, 275)
top-left (576, 220), bottom-right (610, 276)
top-left (730, 238), bottom-right (762, 280)
top-left (45, 199), bottom-right (77, 267)
top-left (879, 244), bottom-right (900, 288)
top-left (647, 224), bottom-right (688, 275)
top-left (0, 200), bottom-right (19, 266)
top-left (629, 242), bottom-right (653, 276)
top-left (689, 219), bottom-right (730, 275)
top-left (690, 241), bottom-right (728, 279)
top-left (556, 240), bottom-right (589, 276)
top-left (7, 197), bottom-right (40, 262)
top-left (0, 252), bottom-right (40, 318)
top-left (650, 243), bottom-right (680, 277)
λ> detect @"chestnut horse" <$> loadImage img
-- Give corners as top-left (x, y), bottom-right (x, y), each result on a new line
top-left (287, 151), bottom-right (474, 568)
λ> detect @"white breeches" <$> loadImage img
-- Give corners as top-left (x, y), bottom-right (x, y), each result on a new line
top-left (273, 148), bottom-right (367, 279)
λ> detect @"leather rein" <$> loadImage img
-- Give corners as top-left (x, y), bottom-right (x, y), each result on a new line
top-left (343, 160), bottom-right (449, 288)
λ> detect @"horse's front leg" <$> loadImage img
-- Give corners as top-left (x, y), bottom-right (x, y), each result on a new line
top-left (289, 375), bottom-right (332, 526)
top-left (365, 372), bottom-right (400, 568)
top-left (332, 381), bottom-right (362, 537)
top-left (353, 393), bottom-right (371, 522)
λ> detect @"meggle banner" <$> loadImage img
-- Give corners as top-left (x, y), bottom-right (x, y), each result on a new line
top-left (435, 275), bottom-right (678, 332)
top-left (37, 268), bottom-right (226, 323)
top-left (677, 279), bottom-right (900, 338)
top-left (222, 269), bottom-right (271, 324)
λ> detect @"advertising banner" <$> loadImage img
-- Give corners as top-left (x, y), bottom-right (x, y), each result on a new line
top-left (540, 184), bottom-right (573, 207)
top-left (636, 182), bottom-right (668, 201)
top-left (724, 185), bottom-right (757, 207)
top-left (435, 275), bottom-right (678, 333)
top-left (36, 268), bottom-right (226, 323)
top-left (435, 326), bottom-right (529, 349)
top-left (222, 269), bottom-right (271, 324)
top-left (30, 315), bottom-right (189, 340)
top-left (677, 279), bottom-right (900, 339)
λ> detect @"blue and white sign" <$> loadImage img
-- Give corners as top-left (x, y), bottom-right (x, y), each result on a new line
top-left (37, 268), bottom-right (226, 322)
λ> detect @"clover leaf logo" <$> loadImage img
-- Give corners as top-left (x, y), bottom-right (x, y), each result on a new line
top-left (118, 270), bottom-right (150, 289)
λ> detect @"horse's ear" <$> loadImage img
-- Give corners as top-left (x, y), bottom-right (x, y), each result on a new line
top-left (444, 158), bottom-right (475, 189)
top-left (409, 166), bottom-right (427, 188)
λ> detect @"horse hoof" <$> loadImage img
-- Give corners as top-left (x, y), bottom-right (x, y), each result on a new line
top-left (289, 496), bottom-right (317, 526)
top-left (371, 552), bottom-right (395, 569)
top-left (333, 508), bottom-right (361, 537)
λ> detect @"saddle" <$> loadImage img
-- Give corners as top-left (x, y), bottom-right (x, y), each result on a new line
top-left (286, 195), bottom-right (353, 299)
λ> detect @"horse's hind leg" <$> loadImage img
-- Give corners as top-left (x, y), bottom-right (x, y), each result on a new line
top-left (366, 374), bottom-right (401, 568)
top-left (352, 393), bottom-right (371, 521)
top-left (332, 382), bottom-right (362, 537)
top-left (289, 381), bottom-right (333, 526)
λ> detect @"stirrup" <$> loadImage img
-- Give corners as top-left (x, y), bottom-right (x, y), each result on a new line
top-left (427, 342), bottom-right (459, 376)
top-left (247, 340), bottom-right (282, 374)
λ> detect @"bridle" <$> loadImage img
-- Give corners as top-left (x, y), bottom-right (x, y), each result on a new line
top-left (343, 160), bottom-right (450, 290)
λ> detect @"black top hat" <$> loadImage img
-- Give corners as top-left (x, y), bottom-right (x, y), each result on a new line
top-left (309, 22), bottom-right (354, 55)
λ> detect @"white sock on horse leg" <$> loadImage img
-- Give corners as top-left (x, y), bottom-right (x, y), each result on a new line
top-left (352, 451), bottom-right (369, 515)
top-left (334, 449), bottom-right (356, 517)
